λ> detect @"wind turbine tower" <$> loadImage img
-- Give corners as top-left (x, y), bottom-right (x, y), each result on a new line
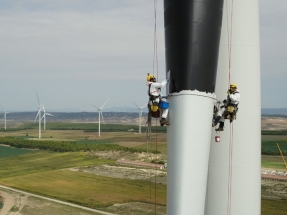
top-left (34, 92), bottom-right (43, 139)
top-left (163, 0), bottom-right (224, 214)
top-left (132, 101), bottom-right (145, 134)
top-left (91, 99), bottom-right (108, 137)
top-left (1, 104), bottom-right (9, 130)
top-left (205, 1), bottom-right (261, 214)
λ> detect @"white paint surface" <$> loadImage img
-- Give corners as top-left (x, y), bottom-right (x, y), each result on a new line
top-left (167, 90), bottom-right (215, 215)
top-left (205, 0), bottom-right (261, 214)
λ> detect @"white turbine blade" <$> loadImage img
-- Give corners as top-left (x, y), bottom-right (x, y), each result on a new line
top-left (34, 109), bottom-right (41, 123)
top-left (100, 99), bottom-right (109, 109)
top-left (132, 101), bottom-right (140, 109)
top-left (40, 114), bottom-right (45, 120)
top-left (91, 104), bottom-right (100, 110)
top-left (140, 104), bottom-right (146, 109)
top-left (0, 104), bottom-right (4, 111)
top-left (36, 91), bottom-right (41, 106)
top-left (46, 113), bottom-right (53, 116)
top-left (42, 104), bottom-right (45, 112)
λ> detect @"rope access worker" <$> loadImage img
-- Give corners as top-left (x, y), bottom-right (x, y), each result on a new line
top-left (146, 74), bottom-right (170, 126)
top-left (216, 83), bottom-right (240, 131)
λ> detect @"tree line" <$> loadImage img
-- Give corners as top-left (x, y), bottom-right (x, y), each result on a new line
top-left (0, 137), bottom-right (159, 154)
top-left (262, 130), bottom-right (287, 135)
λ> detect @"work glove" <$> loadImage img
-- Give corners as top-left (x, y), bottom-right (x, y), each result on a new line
top-left (227, 90), bottom-right (231, 95)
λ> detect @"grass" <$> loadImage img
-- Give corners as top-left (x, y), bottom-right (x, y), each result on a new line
top-left (1, 170), bottom-right (166, 208)
top-left (262, 199), bottom-right (287, 215)
top-left (261, 155), bottom-right (287, 170)
top-left (0, 151), bottom-right (166, 209)
top-left (21, 196), bottom-right (104, 215)
top-left (133, 142), bottom-right (167, 155)
top-left (262, 140), bottom-right (287, 152)
top-left (0, 151), bottom-right (114, 179)
top-left (0, 195), bottom-right (3, 209)
top-left (0, 145), bottom-right (32, 158)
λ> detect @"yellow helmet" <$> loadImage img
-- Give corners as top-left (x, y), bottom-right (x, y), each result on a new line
top-left (230, 83), bottom-right (237, 88)
top-left (147, 74), bottom-right (155, 81)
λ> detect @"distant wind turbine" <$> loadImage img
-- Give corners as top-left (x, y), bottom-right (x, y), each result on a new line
top-left (0, 104), bottom-right (9, 130)
top-left (91, 99), bottom-right (108, 137)
top-left (34, 91), bottom-right (43, 139)
top-left (132, 101), bottom-right (146, 134)
top-left (41, 104), bottom-right (53, 130)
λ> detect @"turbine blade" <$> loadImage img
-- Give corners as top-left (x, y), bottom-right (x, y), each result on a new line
top-left (100, 99), bottom-right (109, 109)
top-left (46, 113), bottom-right (53, 116)
top-left (140, 104), bottom-right (146, 109)
top-left (34, 109), bottom-right (41, 123)
top-left (36, 91), bottom-right (41, 106)
top-left (132, 101), bottom-right (140, 109)
top-left (91, 104), bottom-right (100, 110)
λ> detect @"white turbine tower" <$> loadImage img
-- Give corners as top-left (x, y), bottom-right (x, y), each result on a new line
top-left (91, 99), bottom-right (108, 137)
top-left (41, 104), bottom-right (53, 130)
top-left (34, 91), bottom-right (43, 139)
top-left (132, 101), bottom-right (146, 134)
top-left (0, 104), bottom-right (9, 130)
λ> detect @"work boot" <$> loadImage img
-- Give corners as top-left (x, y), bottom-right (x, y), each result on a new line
top-left (215, 127), bottom-right (224, 132)
top-left (160, 118), bottom-right (170, 126)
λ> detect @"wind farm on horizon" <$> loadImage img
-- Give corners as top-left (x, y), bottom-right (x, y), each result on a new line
top-left (0, 92), bottom-right (149, 138)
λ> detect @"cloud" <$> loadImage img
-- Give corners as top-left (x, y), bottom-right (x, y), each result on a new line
top-left (0, 1), bottom-right (166, 111)
top-left (1, 0), bottom-right (285, 110)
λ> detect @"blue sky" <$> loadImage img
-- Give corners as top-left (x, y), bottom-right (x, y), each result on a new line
top-left (0, 0), bottom-right (285, 112)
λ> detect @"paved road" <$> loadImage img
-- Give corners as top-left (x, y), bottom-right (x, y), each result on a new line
top-left (0, 185), bottom-right (117, 215)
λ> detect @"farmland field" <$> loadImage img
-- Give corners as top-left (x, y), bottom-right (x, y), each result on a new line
top-left (0, 122), bottom-right (287, 214)
top-left (261, 199), bottom-right (287, 215)
top-left (262, 135), bottom-right (287, 152)
top-left (0, 150), bottom-right (166, 212)
top-left (0, 145), bottom-right (33, 158)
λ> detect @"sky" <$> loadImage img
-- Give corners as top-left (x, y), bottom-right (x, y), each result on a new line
top-left (0, 0), bottom-right (286, 112)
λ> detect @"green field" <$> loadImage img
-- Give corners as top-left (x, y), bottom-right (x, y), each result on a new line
top-left (261, 155), bottom-right (287, 170)
top-left (262, 199), bottom-right (287, 215)
top-left (0, 151), bottom-right (166, 210)
top-left (261, 135), bottom-right (287, 157)
top-left (0, 145), bottom-right (33, 158)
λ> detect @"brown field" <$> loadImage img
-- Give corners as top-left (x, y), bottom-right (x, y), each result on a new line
top-left (262, 116), bottom-right (287, 130)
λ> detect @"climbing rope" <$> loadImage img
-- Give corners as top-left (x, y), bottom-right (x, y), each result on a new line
top-left (145, 0), bottom-right (159, 214)
top-left (225, 0), bottom-right (234, 215)
top-left (226, 0), bottom-right (234, 88)
top-left (227, 124), bottom-right (234, 215)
